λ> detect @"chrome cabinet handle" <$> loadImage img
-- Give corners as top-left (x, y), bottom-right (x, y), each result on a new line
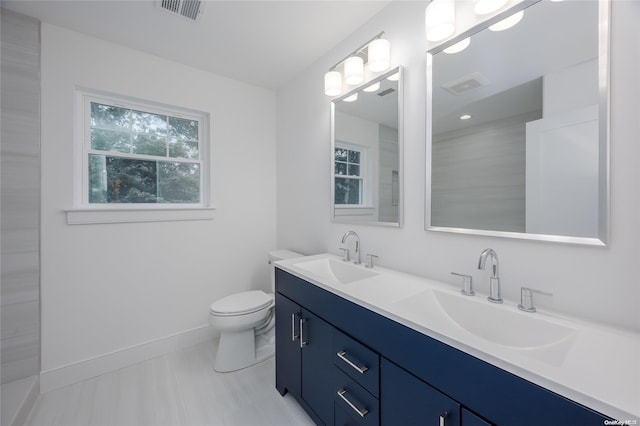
top-left (291, 313), bottom-right (299, 341)
top-left (439, 411), bottom-right (448, 426)
top-left (299, 318), bottom-right (307, 348)
top-left (337, 351), bottom-right (368, 374)
top-left (337, 389), bottom-right (368, 418)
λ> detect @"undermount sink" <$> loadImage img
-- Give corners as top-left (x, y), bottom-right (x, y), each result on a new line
top-left (294, 257), bottom-right (378, 284)
top-left (433, 290), bottom-right (576, 349)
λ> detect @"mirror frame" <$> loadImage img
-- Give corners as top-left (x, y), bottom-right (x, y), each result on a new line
top-left (331, 66), bottom-right (404, 228)
top-left (425, 0), bottom-right (610, 246)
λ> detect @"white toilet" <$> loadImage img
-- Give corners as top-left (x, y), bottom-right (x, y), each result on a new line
top-left (209, 250), bottom-right (303, 372)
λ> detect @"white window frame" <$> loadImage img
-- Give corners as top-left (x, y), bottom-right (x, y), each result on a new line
top-left (334, 142), bottom-right (371, 208)
top-left (67, 88), bottom-right (214, 224)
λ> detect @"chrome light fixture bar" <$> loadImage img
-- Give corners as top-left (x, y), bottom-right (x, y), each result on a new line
top-left (324, 31), bottom-right (391, 97)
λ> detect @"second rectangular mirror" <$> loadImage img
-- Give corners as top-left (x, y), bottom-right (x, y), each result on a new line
top-left (426, 1), bottom-right (608, 245)
top-left (331, 67), bottom-right (403, 227)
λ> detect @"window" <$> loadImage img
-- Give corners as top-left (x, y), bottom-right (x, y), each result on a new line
top-left (70, 90), bottom-right (212, 224)
top-left (334, 145), bottom-right (365, 205)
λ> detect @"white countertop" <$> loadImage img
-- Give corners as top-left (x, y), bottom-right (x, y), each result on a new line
top-left (275, 253), bottom-right (640, 422)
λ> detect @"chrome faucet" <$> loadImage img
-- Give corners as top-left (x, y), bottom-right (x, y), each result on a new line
top-left (341, 231), bottom-right (361, 265)
top-left (478, 248), bottom-right (502, 303)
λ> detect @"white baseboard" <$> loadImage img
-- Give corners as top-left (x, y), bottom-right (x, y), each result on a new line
top-left (40, 325), bottom-right (216, 393)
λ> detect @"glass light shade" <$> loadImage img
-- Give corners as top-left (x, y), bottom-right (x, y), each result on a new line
top-left (443, 37), bottom-right (470, 54)
top-left (425, 0), bottom-right (455, 42)
top-left (344, 56), bottom-right (364, 86)
top-left (344, 93), bottom-right (358, 102)
top-left (387, 72), bottom-right (399, 81)
top-left (363, 81), bottom-right (380, 93)
top-left (474, 0), bottom-right (508, 15)
top-left (489, 10), bottom-right (524, 31)
top-left (368, 39), bottom-right (391, 73)
top-left (324, 70), bottom-right (343, 96)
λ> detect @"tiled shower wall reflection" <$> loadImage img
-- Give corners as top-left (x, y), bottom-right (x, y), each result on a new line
top-left (1, 9), bottom-right (41, 384)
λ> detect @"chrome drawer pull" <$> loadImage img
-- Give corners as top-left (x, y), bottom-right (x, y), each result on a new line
top-left (337, 351), bottom-right (368, 374)
top-left (337, 389), bottom-right (368, 418)
top-left (291, 313), bottom-right (299, 341)
top-left (440, 411), bottom-right (448, 426)
top-left (299, 318), bottom-right (307, 348)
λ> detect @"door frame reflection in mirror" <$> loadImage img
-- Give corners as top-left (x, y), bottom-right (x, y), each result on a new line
top-left (425, 0), bottom-right (610, 246)
top-left (331, 66), bottom-right (403, 228)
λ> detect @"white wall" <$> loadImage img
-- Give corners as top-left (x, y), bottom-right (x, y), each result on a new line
top-left (277, 1), bottom-right (640, 332)
top-left (40, 24), bottom-right (277, 387)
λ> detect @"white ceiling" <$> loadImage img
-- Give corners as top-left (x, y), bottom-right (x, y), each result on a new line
top-left (1, 0), bottom-right (391, 90)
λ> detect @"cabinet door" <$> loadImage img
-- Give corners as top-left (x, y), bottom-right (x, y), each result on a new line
top-left (275, 293), bottom-right (301, 396)
top-left (381, 358), bottom-right (460, 426)
top-left (301, 309), bottom-right (335, 425)
top-left (462, 408), bottom-right (493, 426)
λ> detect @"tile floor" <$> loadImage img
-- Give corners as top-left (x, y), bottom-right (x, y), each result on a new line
top-left (23, 340), bottom-right (314, 426)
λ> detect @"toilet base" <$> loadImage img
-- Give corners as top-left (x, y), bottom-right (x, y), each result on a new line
top-left (213, 328), bottom-right (275, 373)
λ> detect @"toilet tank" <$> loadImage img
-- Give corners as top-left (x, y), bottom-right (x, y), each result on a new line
top-left (268, 250), bottom-right (304, 292)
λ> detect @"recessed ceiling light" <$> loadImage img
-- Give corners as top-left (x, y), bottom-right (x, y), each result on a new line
top-left (459, 114), bottom-right (472, 120)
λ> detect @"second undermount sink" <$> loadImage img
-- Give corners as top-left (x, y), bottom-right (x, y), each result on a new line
top-left (433, 290), bottom-right (576, 349)
top-left (294, 257), bottom-right (379, 284)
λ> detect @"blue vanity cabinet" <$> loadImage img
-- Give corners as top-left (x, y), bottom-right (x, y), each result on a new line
top-left (461, 408), bottom-right (493, 426)
top-left (275, 293), bottom-right (302, 397)
top-left (275, 292), bottom-right (334, 425)
top-left (275, 268), bottom-right (612, 426)
top-left (332, 330), bottom-right (380, 425)
top-left (381, 358), bottom-right (461, 426)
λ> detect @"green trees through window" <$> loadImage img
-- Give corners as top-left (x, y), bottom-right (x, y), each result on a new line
top-left (334, 146), bottom-right (363, 205)
top-left (87, 101), bottom-right (202, 204)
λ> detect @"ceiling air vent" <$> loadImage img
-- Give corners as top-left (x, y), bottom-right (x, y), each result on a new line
top-left (441, 72), bottom-right (490, 95)
top-left (377, 88), bottom-right (396, 97)
top-left (158, 0), bottom-right (204, 21)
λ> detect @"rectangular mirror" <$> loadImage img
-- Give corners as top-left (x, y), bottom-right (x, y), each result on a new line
top-left (332, 67), bottom-right (403, 227)
top-left (426, 0), bottom-right (609, 245)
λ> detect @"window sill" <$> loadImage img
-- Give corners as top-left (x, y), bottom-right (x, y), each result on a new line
top-left (66, 207), bottom-right (215, 225)
top-left (334, 206), bottom-right (375, 217)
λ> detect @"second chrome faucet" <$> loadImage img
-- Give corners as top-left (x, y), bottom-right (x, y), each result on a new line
top-left (478, 248), bottom-right (503, 304)
top-left (341, 231), bottom-right (361, 265)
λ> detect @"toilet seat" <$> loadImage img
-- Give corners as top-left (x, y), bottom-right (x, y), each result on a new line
top-left (210, 290), bottom-right (273, 316)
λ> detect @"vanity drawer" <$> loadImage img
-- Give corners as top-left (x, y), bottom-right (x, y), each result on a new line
top-left (334, 329), bottom-right (379, 397)
top-left (334, 367), bottom-right (379, 426)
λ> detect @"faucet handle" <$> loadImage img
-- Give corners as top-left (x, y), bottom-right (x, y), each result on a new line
top-left (338, 247), bottom-right (350, 262)
top-left (365, 254), bottom-right (379, 269)
top-left (518, 287), bottom-right (552, 313)
top-left (451, 272), bottom-right (474, 296)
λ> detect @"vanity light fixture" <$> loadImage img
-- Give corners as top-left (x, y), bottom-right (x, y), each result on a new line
top-left (343, 93), bottom-right (358, 102)
top-left (473, 0), bottom-right (509, 15)
top-left (387, 72), bottom-right (399, 81)
top-left (368, 38), bottom-right (391, 72)
top-left (425, 0), bottom-right (456, 42)
top-left (344, 56), bottom-right (365, 86)
top-left (324, 71), bottom-right (343, 97)
top-left (363, 81), bottom-right (381, 93)
top-left (489, 10), bottom-right (524, 31)
top-left (362, 64), bottom-right (381, 92)
top-left (324, 32), bottom-right (392, 97)
top-left (443, 37), bottom-right (470, 54)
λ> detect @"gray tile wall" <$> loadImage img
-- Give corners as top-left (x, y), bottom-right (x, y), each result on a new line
top-left (1, 9), bottom-right (41, 384)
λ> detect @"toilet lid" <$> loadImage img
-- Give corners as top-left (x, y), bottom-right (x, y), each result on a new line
top-left (210, 291), bottom-right (273, 316)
